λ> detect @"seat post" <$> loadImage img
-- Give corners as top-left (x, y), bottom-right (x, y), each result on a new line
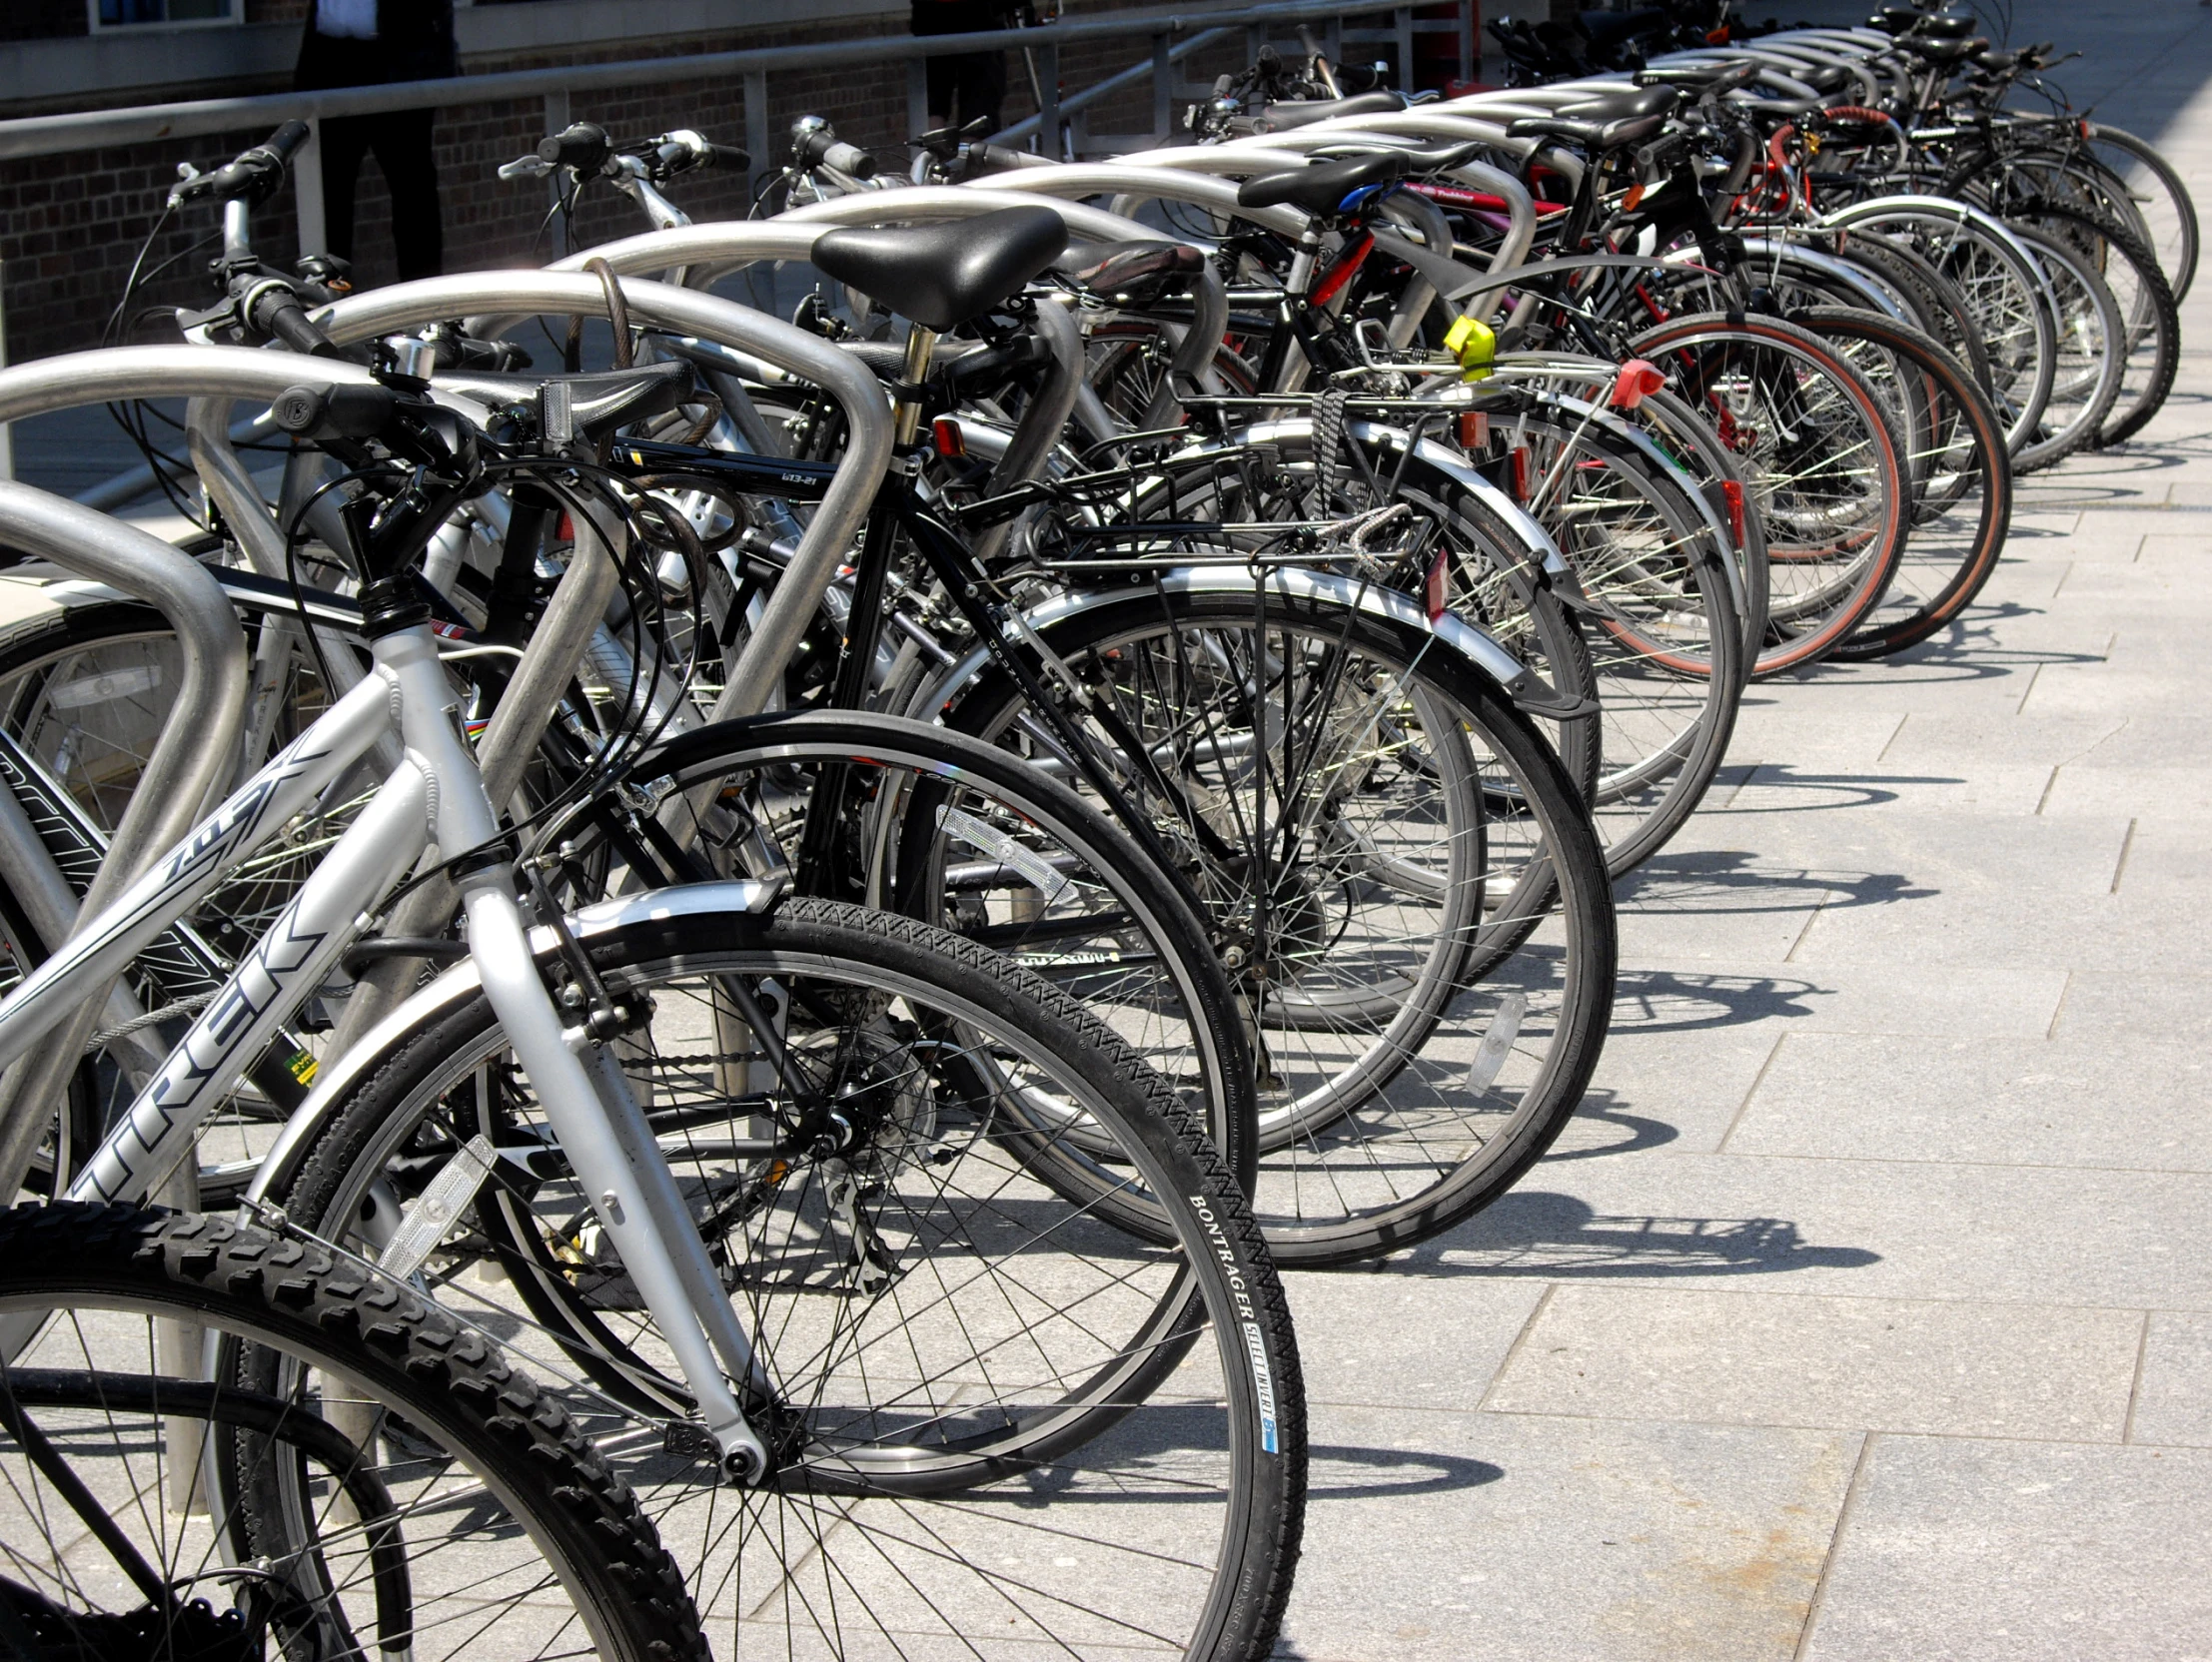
top-left (893, 324), bottom-right (938, 445)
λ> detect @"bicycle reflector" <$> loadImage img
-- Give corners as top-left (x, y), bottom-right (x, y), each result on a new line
top-left (1442, 316), bottom-right (1496, 382)
top-left (932, 416), bottom-right (967, 458)
top-left (1611, 358), bottom-right (1666, 411)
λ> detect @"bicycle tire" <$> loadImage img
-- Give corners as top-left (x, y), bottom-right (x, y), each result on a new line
top-left (2085, 124), bottom-right (2199, 301)
top-left (943, 584), bottom-right (1618, 1265)
top-left (254, 897), bottom-right (1308, 1661)
top-left (1628, 312), bottom-right (1911, 676)
top-left (2014, 197), bottom-right (2182, 447)
top-left (2003, 219), bottom-right (2126, 471)
top-left (1786, 306), bottom-right (2015, 659)
top-left (0, 1200), bottom-right (706, 1662)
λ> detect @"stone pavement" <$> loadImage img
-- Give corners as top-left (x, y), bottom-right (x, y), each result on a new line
top-left (1273, 6), bottom-right (2212, 1657)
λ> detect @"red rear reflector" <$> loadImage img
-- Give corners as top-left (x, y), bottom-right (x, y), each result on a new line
top-left (1611, 358), bottom-right (1667, 412)
top-left (932, 416), bottom-right (967, 458)
top-left (1510, 445), bottom-right (1530, 501)
top-left (1721, 479), bottom-right (1745, 547)
top-left (1457, 410), bottom-right (1490, 450)
top-left (1425, 548), bottom-right (1450, 621)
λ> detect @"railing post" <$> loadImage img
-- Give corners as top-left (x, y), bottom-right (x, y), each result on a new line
top-left (542, 88), bottom-right (569, 258)
top-left (1035, 41), bottom-right (1060, 158)
top-left (0, 264), bottom-right (11, 484)
top-left (743, 70), bottom-right (770, 206)
top-left (1247, 21), bottom-right (1266, 65)
top-left (1459, 0), bottom-right (1475, 83)
top-left (294, 117), bottom-right (326, 259)
top-left (907, 56), bottom-right (930, 140)
top-left (1324, 16), bottom-right (1343, 66)
top-left (1151, 29), bottom-right (1172, 145)
top-left (1394, 7), bottom-right (1414, 91)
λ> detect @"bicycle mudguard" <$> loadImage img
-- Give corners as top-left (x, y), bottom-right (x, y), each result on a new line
top-left (247, 877), bottom-right (784, 1208)
top-left (1222, 415), bottom-right (1578, 588)
top-left (924, 561), bottom-right (1595, 723)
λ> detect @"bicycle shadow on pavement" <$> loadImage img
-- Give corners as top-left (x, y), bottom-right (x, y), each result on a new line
top-left (1388, 1192), bottom-right (1881, 1280)
top-left (1609, 967), bottom-right (1829, 1035)
top-left (1538, 1088), bottom-right (1677, 1163)
top-left (1683, 764), bottom-right (1959, 814)
top-left (1010, 1404), bottom-right (1503, 1502)
top-left (1618, 848), bottom-right (1935, 918)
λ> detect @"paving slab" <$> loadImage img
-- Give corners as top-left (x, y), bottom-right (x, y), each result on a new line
top-left (1424, 1156), bottom-right (2212, 1311)
top-left (1278, 1409), bottom-right (1856, 1662)
top-left (1727, 1033), bottom-right (2212, 1172)
top-left (2128, 1312), bottom-right (2212, 1450)
top-left (1798, 1438), bottom-right (2212, 1662)
top-left (1485, 1285), bottom-right (2141, 1440)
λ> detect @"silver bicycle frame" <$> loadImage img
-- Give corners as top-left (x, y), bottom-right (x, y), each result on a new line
top-left (0, 587), bottom-right (774, 1470)
top-left (0, 282), bottom-right (899, 1468)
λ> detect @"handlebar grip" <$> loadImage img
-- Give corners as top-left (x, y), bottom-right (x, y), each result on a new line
top-left (251, 285), bottom-right (339, 358)
top-left (273, 382), bottom-right (399, 441)
top-left (963, 143), bottom-right (1030, 177)
top-left (705, 142), bottom-right (751, 170)
top-left (821, 139), bottom-right (877, 179)
top-left (537, 122), bottom-right (611, 173)
top-left (265, 121), bottom-right (311, 165)
top-left (266, 302), bottom-right (333, 358)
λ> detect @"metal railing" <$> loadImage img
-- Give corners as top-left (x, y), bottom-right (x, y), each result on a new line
top-left (0, 0), bottom-right (1471, 478)
top-left (0, 2), bottom-right (1472, 239)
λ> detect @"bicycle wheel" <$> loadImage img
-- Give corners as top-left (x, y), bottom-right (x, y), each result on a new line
top-left (943, 584), bottom-right (1618, 1264)
top-left (2086, 124), bottom-right (2199, 302)
top-left (1821, 203), bottom-right (2058, 458)
top-left (2015, 198), bottom-right (2182, 447)
top-left (0, 1201), bottom-right (705, 1661)
top-left (1839, 230), bottom-right (1999, 396)
top-left (2003, 220), bottom-right (2125, 471)
top-left (1460, 387), bottom-right (1748, 873)
top-left (1787, 307), bottom-right (2014, 659)
top-left (255, 898), bottom-right (1307, 1660)
top-left (551, 709), bottom-right (1259, 1190)
top-left (1629, 312), bottom-right (1910, 676)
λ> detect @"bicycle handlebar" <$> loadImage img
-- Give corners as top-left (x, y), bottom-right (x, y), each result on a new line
top-left (538, 122), bottom-right (613, 174)
top-left (173, 120), bottom-right (311, 207)
top-left (251, 284), bottom-right (339, 357)
top-left (272, 381), bottom-right (400, 441)
top-left (793, 122), bottom-right (878, 180)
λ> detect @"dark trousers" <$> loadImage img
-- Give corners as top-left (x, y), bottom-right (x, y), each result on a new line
top-left (913, 0), bottom-right (1011, 131)
top-left (925, 51), bottom-right (1008, 130)
top-left (319, 109), bottom-right (444, 281)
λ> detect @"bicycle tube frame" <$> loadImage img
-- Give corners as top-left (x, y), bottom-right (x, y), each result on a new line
top-left (0, 619), bottom-right (771, 1468)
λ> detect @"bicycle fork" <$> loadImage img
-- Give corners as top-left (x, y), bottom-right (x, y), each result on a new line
top-left (0, 625), bottom-right (776, 1477)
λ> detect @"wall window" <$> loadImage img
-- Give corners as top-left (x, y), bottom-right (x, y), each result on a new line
top-left (90, 0), bottom-right (240, 28)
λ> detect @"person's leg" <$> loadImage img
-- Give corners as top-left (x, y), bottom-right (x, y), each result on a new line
top-left (368, 109), bottom-right (445, 282)
top-left (317, 115), bottom-right (374, 264)
top-left (951, 50), bottom-right (1009, 134)
top-left (925, 54), bottom-right (959, 127)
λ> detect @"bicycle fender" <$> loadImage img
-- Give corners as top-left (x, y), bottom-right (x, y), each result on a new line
top-left (1218, 416), bottom-right (1576, 586)
top-left (246, 878), bottom-right (784, 1208)
top-left (925, 563), bottom-right (1592, 723)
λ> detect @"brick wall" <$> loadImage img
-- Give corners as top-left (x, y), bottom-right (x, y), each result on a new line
top-left (0, 4), bottom-right (1404, 361)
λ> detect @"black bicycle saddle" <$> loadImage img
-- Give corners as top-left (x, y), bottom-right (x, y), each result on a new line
top-left (812, 206), bottom-right (1070, 333)
top-left (1247, 91), bottom-right (1407, 132)
top-left (1635, 62), bottom-right (1761, 97)
top-left (1054, 240), bottom-right (1204, 303)
top-left (1508, 84), bottom-right (1677, 152)
top-left (1237, 149), bottom-right (1408, 215)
